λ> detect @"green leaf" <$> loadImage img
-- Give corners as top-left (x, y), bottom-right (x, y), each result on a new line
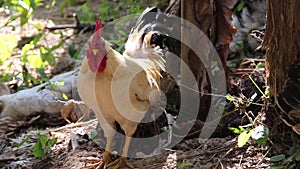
top-left (238, 130), bottom-right (252, 147)
top-left (90, 131), bottom-right (98, 140)
top-left (17, 135), bottom-right (32, 148)
top-left (128, 4), bottom-right (142, 14)
top-left (33, 140), bottom-right (46, 157)
top-left (39, 46), bottom-right (55, 65)
top-left (27, 54), bottom-right (45, 68)
top-left (178, 160), bottom-right (193, 168)
top-left (288, 145), bottom-right (300, 156)
top-left (39, 135), bottom-right (48, 148)
top-left (55, 81), bottom-right (65, 86)
top-left (30, 76), bottom-right (40, 85)
top-left (66, 42), bottom-right (80, 59)
top-left (236, 1), bottom-right (245, 12)
top-left (0, 34), bottom-right (18, 65)
top-left (70, 0), bottom-right (77, 6)
top-left (32, 22), bottom-right (44, 30)
top-left (251, 125), bottom-right (269, 146)
top-left (37, 83), bottom-right (48, 92)
top-left (286, 153), bottom-right (296, 162)
top-left (21, 43), bottom-right (34, 59)
top-left (62, 93), bottom-right (68, 100)
top-left (49, 41), bottom-right (65, 52)
top-left (32, 33), bottom-right (44, 45)
top-left (270, 154), bottom-right (286, 162)
top-left (99, 1), bottom-right (112, 19)
top-left (4, 15), bottom-right (19, 26)
top-left (59, 0), bottom-right (68, 13)
top-left (226, 94), bottom-right (235, 101)
top-left (228, 127), bottom-right (241, 134)
top-left (18, 1), bottom-right (32, 26)
top-left (238, 126), bottom-right (245, 133)
top-left (46, 137), bottom-right (57, 147)
top-left (210, 60), bottom-right (218, 68)
top-left (0, 74), bottom-right (14, 83)
top-left (257, 62), bottom-right (265, 68)
top-left (36, 68), bottom-right (49, 81)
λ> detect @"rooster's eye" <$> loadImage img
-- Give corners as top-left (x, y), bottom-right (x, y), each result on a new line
top-left (150, 33), bottom-right (165, 49)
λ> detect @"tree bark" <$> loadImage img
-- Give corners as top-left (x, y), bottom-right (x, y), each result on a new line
top-left (180, 0), bottom-right (236, 120)
top-left (262, 0), bottom-right (300, 96)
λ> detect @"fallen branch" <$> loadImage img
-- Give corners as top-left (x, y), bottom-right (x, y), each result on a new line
top-left (0, 71), bottom-right (79, 120)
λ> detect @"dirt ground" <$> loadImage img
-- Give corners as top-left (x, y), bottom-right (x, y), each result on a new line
top-left (0, 1), bottom-right (272, 169)
top-left (0, 117), bottom-right (270, 169)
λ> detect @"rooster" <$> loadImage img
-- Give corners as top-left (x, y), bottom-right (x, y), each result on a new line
top-left (76, 17), bottom-right (165, 169)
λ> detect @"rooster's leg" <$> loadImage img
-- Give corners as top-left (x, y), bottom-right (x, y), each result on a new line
top-left (86, 135), bottom-right (115, 169)
top-left (87, 118), bottom-right (117, 169)
top-left (107, 124), bottom-right (136, 169)
top-left (101, 135), bottom-right (115, 168)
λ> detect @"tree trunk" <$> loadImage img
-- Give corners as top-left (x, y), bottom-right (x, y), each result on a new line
top-left (180, 0), bottom-right (236, 120)
top-left (262, 0), bottom-right (300, 96)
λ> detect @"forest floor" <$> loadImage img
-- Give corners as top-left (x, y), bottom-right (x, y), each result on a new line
top-left (0, 1), bottom-right (272, 168)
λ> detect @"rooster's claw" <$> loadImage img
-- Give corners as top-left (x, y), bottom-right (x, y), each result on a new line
top-left (106, 157), bottom-right (134, 169)
top-left (86, 151), bottom-right (112, 169)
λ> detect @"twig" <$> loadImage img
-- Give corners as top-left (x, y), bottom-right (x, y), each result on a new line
top-left (0, 156), bottom-right (19, 162)
top-left (238, 153), bottom-right (243, 167)
top-left (45, 24), bottom-right (80, 30)
top-left (256, 147), bottom-right (271, 167)
top-left (250, 30), bottom-right (265, 43)
top-left (213, 147), bottom-right (234, 169)
top-left (50, 119), bottom-right (97, 132)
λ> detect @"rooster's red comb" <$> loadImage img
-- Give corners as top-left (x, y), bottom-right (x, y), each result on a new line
top-left (91, 18), bottom-right (103, 49)
top-left (95, 18), bottom-right (102, 32)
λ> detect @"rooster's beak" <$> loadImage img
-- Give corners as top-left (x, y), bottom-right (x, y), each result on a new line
top-left (92, 49), bottom-right (99, 55)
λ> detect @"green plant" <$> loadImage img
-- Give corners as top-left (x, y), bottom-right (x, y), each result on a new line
top-left (228, 118), bottom-right (269, 147)
top-left (33, 132), bottom-right (57, 157)
top-left (226, 93), bottom-right (269, 147)
top-left (66, 42), bottom-right (80, 59)
top-left (0, 0), bottom-right (69, 90)
top-left (76, 2), bottom-right (97, 24)
top-left (178, 160), bottom-right (193, 168)
top-left (17, 135), bottom-right (32, 148)
top-left (89, 130), bottom-right (98, 140)
top-left (99, 0), bottom-right (143, 21)
top-left (0, 34), bottom-right (18, 65)
top-left (2, 0), bottom-right (43, 27)
top-left (226, 93), bottom-right (257, 113)
top-left (19, 33), bottom-right (65, 88)
top-left (16, 131), bottom-right (57, 158)
top-left (38, 80), bottom-right (69, 100)
top-left (270, 144), bottom-right (300, 169)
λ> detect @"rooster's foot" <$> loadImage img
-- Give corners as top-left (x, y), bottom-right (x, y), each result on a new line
top-left (86, 151), bottom-right (112, 169)
top-left (106, 157), bottom-right (133, 169)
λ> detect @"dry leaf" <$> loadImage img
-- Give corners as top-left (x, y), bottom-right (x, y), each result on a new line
top-left (215, 0), bottom-right (238, 45)
top-left (288, 109), bottom-right (300, 123)
top-left (292, 124), bottom-right (300, 135)
top-left (214, 0), bottom-right (238, 67)
top-left (60, 100), bottom-right (91, 123)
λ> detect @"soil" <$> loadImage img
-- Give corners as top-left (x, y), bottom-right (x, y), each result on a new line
top-left (0, 118), bottom-right (270, 169)
top-left (0, 1), bottom-right (272, 169)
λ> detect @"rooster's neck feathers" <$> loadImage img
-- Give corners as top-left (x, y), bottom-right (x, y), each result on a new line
top-left (101, 47), bottom-right (165, 89)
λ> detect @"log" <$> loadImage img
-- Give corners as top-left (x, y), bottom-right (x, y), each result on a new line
top-left (0, 70), bottom-right (79, 119)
